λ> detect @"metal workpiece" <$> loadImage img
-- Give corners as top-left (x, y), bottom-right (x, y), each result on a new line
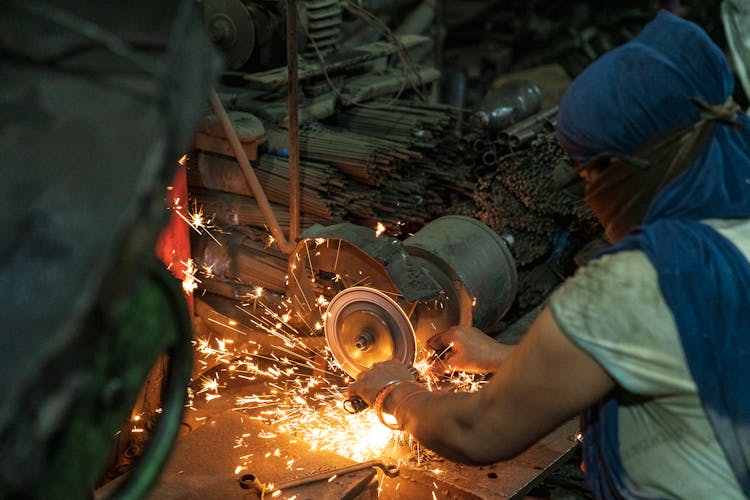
top-left (403, 215), bottom-right (518, 333)
top-left (134, 404), bottom-right (579, 500)
top-left (291, 215), bottom-right (518, 362)
top-left (241, 460), bottom-right (399, 494)
top-left (496, 105), bottom-right (560, 146)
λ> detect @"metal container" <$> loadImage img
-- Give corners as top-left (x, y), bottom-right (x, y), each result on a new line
top-left (470, 79), bottom-right (543, 132)
top-left (403, 215), bottom-right (517, 333)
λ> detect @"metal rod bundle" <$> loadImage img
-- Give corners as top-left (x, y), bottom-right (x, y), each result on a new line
top-left (495, 106), bottom-right (559, 147)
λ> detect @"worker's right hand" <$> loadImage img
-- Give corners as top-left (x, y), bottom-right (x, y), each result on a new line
top-left (426, 325), bottom-right (514, 374)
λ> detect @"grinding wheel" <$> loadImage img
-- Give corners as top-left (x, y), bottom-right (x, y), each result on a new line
top-left (202, 0), bottom-right (255, 69)
top-left (325, 287), bottom-right (416, 378)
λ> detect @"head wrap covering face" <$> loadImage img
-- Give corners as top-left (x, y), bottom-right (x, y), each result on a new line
top-left (557, 10), bottom-right (733, 162)
top-left (556, 10), bottom-right (750, 498)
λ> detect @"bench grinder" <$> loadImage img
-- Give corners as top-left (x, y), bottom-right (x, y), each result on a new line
top-left (288, 215), bottom-right (518, 379)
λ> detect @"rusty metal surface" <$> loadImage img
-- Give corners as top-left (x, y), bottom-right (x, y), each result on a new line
top-left (285, 0), bottom-right (301, 245)
top-left (96, 410), bottom-right (381, 500)
top-left (99, 410), bottom-right (578, 500)
top-left (379, 419), bottom-right (580, 499)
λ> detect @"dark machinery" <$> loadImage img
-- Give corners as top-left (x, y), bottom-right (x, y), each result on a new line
top-left (201, 0), bottom-right (343, 70)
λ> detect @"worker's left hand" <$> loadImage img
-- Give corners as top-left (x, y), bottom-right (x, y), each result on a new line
top-left (347, 360), bottom-right (415, 405)
top-left (427, 325), bottom-right (514, 374)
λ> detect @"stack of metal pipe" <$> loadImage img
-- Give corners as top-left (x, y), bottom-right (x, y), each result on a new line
top-left (187, 100), bottom-right (475, 302)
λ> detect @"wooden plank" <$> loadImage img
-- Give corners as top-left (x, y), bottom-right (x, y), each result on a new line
top-left (378, 419), bottom-right (580, 500)
top-left (194, 111), bottom-right (266, 160)
top-left (243, 35), bottom-right (432, 87)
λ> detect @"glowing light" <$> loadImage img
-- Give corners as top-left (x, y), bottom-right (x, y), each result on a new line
top-left (375, 222), bottom-right (386, 237)
top-left (315, 295), bottom-right (329, 308)
top-left (181, 259), bottom-right (200, 294)
top-left (170, 197), bottom-right (221, 246)
top-left (178, 154), bottom-right (188, 166)
top-left (202, 263), bottom-right (215, 278)
top-left (191, 283), bottom-right (485, 481)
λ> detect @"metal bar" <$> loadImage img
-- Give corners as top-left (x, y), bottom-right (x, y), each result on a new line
top-left (208, 89), bottom-right (295, 254)
top-left (241, 460), bottom-right (399, 495)
top-left (286, 0), bottom-right (301, 245)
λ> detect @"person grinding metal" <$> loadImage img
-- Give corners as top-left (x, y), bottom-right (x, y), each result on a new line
top-left (348, 10), bottom-right (750, 499)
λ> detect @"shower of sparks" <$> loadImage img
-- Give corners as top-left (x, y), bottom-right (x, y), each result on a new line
top-left (181, 258), bottom-right (200, 294)
top-left (202, 263), bottom-right (215, 279)
top-left (194, 315), bottom-right (486, 470)
top-left (170, 195), bottom-right (222, 246)
top-left (187, 236), bottom-right (489, 480)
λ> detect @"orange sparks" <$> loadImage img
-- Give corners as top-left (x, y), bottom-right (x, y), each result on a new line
top-left (181, 259), bottom-right (200, 294)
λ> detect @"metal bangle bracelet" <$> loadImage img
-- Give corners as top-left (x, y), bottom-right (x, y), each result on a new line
top-left (373, 380), bottom-right (410, 430)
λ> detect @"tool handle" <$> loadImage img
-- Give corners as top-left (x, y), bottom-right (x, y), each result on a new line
top-left (343, 396), bottom-right (368, 413)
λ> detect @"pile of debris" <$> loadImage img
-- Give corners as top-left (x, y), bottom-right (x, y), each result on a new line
top-left (186, 98), bottom-right (474, 302)
top-left (473, 129), bottom-right (602, 316)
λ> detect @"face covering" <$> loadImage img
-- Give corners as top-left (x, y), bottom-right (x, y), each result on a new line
top-left (566, 98), bottom-right (741, 242)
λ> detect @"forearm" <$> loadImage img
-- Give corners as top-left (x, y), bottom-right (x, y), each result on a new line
top-left (382, 382), bottom-right (528, 465)
top-left (480, 342), bottom-right (515, 373)
top-left (360, 308), bottom-right (615, 466)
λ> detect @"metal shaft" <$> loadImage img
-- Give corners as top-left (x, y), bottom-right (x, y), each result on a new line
top-left (270, 460), bottom-right (399, 491)
top-left (208, 89), bottom-right (295, 254)
top-left (286, 0), bottom-right (300, 245)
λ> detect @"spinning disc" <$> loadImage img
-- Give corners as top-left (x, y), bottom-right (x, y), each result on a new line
top-left (325, 287), bottom-right (415, 378)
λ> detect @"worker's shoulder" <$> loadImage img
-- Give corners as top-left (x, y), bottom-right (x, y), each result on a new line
top-left (549, 249), bottom-right (664, 336)
top-left (572, 248), bottom-right (656, 291)
top-left (703, 218), bottom-right (750, 258)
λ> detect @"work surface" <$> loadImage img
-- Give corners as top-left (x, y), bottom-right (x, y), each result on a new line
top-left (99, 409), bottom-right (579, 500)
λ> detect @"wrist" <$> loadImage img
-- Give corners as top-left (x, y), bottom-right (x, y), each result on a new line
top-left (390, 386), bottom-right (430, 428)
top-left (381, 381), bottom-right (424, 414)
top-left (373, 380), bottom-right (413, 429)
top-left (481, 343), bottom-right (515, 372)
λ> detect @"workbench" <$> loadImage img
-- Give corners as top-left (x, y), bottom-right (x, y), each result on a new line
top-left (97, 405), bottom-right (579, 499)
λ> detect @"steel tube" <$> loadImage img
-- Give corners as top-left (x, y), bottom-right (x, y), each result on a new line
top-left (208, 89), bottom-right (295, 254)
top-left (286, 0), bottom-right (300, 245)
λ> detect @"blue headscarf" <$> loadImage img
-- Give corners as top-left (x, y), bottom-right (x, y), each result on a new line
top-left (557, 10), bottom-right (750, 498)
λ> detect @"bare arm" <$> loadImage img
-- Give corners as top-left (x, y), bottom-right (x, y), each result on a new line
top-left (350, 306), bottom-right (615, 465)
